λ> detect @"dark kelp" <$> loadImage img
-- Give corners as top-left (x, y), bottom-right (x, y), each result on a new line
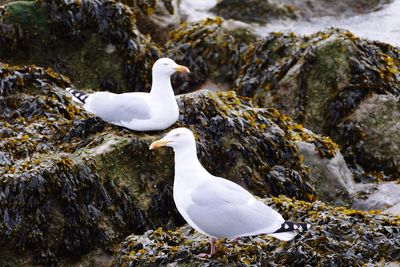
top-left (113, 195), bottom-right (400, 266)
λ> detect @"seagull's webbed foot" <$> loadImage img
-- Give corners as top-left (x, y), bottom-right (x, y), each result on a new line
top-left (197, 253), bottom-right (212, 258)
top-left (229, 237), bottom-right (240, 242)
top-left (197, 237), bottom-right (217, 258)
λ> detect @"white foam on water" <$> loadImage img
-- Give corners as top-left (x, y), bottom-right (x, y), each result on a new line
top-left (257, 0), bottom-right (400, 47)
top-left (180, 0), bottom-right (217, 21)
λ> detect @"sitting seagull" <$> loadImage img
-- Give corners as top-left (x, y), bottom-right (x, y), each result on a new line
top-left (66, 58), bottom-right (189, 131)
top-left (150, 127), bottom-right (310, 256)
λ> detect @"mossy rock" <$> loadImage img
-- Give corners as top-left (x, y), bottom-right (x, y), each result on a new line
top-left (0, 61), bottom-right (354, 264)
top-left (0, 0), bottom-right (159, 93)
top-left (113, 195), bottom-right (400, 266)
top-left (165, 18), bottom-right (256, 94)
top-left (235, 28), bottom-right (400, 179)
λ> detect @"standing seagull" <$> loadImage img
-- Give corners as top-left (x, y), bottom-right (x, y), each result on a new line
top-left (150, 128), bottom-right (310, 256)
top-left (66, 58), bottom-right (189, 131)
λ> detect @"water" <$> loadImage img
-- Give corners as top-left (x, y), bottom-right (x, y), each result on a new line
top-left (180, 0), bottom-right (400, 47)
top-left (180, 0), bottom-right (216, 21)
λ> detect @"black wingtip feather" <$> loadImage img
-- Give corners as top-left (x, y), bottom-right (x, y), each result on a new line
top-left (274, 221), bottom-right (311, 233)
top-left (66, 87), bottom-right (89, 104)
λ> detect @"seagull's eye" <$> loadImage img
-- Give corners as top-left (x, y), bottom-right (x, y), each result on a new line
top-left (175, 133), bottom-right (181, 137)
top-left (163, 63), bottom-right (168, 66)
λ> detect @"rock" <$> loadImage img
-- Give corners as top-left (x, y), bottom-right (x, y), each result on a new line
top-left (340, 93), bottom-right (400, 177)
top-left (353, 181), bottom-right (400, 211)
top-left (113, 196), bottom-right (400, 266)
top-left (211, 0), bottom-right (392, 24)
top-left (211, 0), bottom-right (300, 24)
top-left (1, 61), bottom-right (353, 264)
top-left (165, 18), bottom-right (256, 94)
top-left (178, 90), bottom-right (354, 204)
top-left (285, 0), bottom-right (392, 17)
top-left (298, 140), bottom-right (354, 205)
top-left (385, 203), bottom-right (400, 216)
top-left (116, 0), bottom-right (175, 16)
top-left (0, 63), bottom-right (151, 265)
top-left (134, 0), bottom-right (182, 43)
top-left (235, 28), bottom-right (400, 179)
top-left (0, 0), bottom-right (159, 93)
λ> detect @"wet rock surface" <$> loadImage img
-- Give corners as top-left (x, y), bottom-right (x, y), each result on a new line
top-left (211, 0), bottom-right (299, 24)
top-left (353, 181), bottom-right (400, 211)
top-left (211, 0), bottom-right (392, 24)
top-left (114, 196), bottom-right (400, 266)
top-left (298, 141), bottom-right (354, 206)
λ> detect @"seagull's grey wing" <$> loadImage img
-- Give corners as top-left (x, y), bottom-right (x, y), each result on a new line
top-left (186, 178), bottom-right (284, 238)
top-left (85, 92), bottom-right (152, 123)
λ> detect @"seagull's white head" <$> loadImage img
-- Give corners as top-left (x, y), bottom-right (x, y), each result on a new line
top-left (152, 58), bottom-right (190, 76)
top-left (149, 127), bottom-right (195, 151)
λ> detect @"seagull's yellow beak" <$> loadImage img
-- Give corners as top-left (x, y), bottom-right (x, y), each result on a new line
top-left (149, 139), bottom-right (171, 150)
top-left (175, 65), bottom-right (190, 73)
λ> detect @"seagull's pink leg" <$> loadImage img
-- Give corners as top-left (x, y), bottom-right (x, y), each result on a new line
top-left (210, 237), bottom-right (217, 255)
top-left (197, 237), bottom-right (218, 258)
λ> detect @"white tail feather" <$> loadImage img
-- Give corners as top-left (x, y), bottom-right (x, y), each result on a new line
top-left (270, 231), bottom-right (296, 241)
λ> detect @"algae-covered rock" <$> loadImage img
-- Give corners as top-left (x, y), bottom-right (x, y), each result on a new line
top-left (115, 0), bottom-right (175, 16)
top-left (0, 64), bottom-right (149, 265)
top-left (236, 28), bottom-right (400, 179)
top-left (1, 61), bottom-right (354, 264)
top-left (165, 18), bottom-right (256, 94)
top-left (179, 91), bottom-right (304, 199)
top-left (0, 0), bottom-right (159, 93)
top-left (132, 0), bottom-right (181, 43)
top-left (113, 195), bottom-right (400, 266)
top-left (211, 0), bottom-right (392, 24)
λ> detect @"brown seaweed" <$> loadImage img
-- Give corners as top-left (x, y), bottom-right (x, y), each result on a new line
top-left (114, 196), bottom-right (400, 266)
